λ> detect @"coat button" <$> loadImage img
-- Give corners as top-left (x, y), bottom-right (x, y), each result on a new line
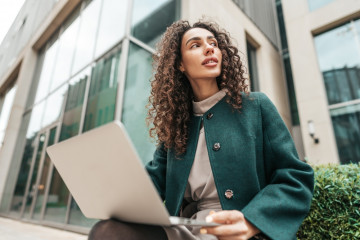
top-left (206, 113), bottom-right (213, 120)
top-left (213, 142), bottom-right (220, 151)
top-left (225, 189), bottom-right (234, 199)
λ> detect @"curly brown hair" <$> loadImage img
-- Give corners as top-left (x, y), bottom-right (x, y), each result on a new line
top-left (147, 20), bottom-right (249, 155)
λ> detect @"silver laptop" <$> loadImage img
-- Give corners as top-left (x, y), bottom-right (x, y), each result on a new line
top-left (46, 120), bottom-right (219, 227)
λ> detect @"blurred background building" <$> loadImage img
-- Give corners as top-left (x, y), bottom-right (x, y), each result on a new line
top-left (0, 0), bottom-right (358, 233)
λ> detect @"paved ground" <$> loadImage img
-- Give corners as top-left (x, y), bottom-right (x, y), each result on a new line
top-left (0, 217), bottom-right (88, 240)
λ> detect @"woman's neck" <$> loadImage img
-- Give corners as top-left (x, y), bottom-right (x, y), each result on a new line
top-left (190, 78), bottom-right (219, 102)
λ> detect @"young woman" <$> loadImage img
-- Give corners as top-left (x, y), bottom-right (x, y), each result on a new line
top-left (89, 20), bottom-right (314, 240)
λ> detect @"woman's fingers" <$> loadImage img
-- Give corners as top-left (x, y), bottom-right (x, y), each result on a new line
top-left (200, 210), bottom-right (260, 239)
top-left (206, 210), bottom-right (245, 224)
top-left (202, 221), bottom-right (248, 236)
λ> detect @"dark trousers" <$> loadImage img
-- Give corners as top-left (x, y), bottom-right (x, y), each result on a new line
top-left (88, 219), bottom-right (168, 240)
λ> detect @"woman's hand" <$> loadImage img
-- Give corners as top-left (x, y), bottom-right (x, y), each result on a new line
top-left (200, 210), bottom-right (260, 240)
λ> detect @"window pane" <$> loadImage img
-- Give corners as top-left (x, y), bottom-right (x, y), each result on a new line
top-left (308, 0), bottom-right (335, 11)
top-left (131, 0), bottom-right (179, 48)
top-left (314, 21), bottom-right (360, 105)
top-left (32, 127), bottom-right (57, 220)
top-left (83, 48), bottom-right (121, 132)
top-left (330, 104), bottom-right (360, 164)
top-left (284, 56), bottom-right (300, 125)
top-left (23, 133), bottom-right (46, 219)
top-left (26, 101), bottom-right (45, 139)
top-left (34, 40), bottom-right (59, 104)
top-left (42, 84), bottom-right (67, 128)
top-left (315, 22), bottom-right (360, 71)
top-left (9, 112), bottom-right (34, 217)
top-left (0, 85), bottom-right (17, 146)
top-left (60, 68), bottom-right (90, 141)
top-left (43, 167), bottom-right (70, 223)
top-left (121, 44), bottom-right (155, 164)
top-left (246, 42), bottom-right (259, 92)
top-left (315, 20), bottom-right (360, 164)
top-left (95, 0), bottom-right (128, 57)
top-left (72, 0), bottom-right (101, 75)
top-left (50, 15), bottom-right (80, 92)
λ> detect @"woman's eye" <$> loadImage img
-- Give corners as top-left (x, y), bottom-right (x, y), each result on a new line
top-left (190, 44), bottom-right (199, 49)
top-left (211, 42), bottom-right (217, 47)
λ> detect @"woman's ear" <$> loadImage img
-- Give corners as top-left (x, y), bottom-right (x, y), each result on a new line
top-left (179, 61), bottom-right (185, 72)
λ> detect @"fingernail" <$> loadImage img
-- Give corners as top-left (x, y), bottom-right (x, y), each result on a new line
top-left (209, 210), bottom-right (215, 215)
top-left (205, 216), bottom-right (213, 223)
top-left (200, 229), bottom-right (207, 234)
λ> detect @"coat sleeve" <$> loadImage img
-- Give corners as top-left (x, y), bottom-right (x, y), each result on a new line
top-left (241, 93), bottom-right (314, 240)
top-left (145, 144), bottom-right (167, 200)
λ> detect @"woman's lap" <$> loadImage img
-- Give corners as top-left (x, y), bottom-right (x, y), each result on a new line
top-left (87, 218), bottom-right (218, 240)
top-left (88, 219), bottom-right (168, 240)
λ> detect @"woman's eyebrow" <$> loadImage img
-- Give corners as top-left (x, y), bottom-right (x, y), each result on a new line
top-left (185, 36), bottom-right (216, 46)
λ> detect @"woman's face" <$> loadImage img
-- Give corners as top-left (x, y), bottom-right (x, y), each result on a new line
top-left (179, 28), bottom-right (222, 82)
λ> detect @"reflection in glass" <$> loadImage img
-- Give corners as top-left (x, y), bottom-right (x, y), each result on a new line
top-left (322, 67), bottom-right (360, 105)
top-left (72, 0), bottom-right (101, 75)
top-left (131, 0), bottom-right (179, 47)
top-left (43, 168), bottom-right (70, 223)
top-left (95, 0), bottom-right (128, 57)
top-left (42, 85), bottom-right (67, 128)
top-left (60, 68), bottom-right (89, 141)
top-left (23, 133), bottom-right (46, 219)
top-left (330, 104), bottom-right (360, 164)
top-left (122, 44), bottom-right (155, 164)
top-left (83, 48), bottom-right (121, 132)
top-left (307, 0), bottom-right (335, 11)
top-left (32, 127), bottom-right (57, 220)
top-left (315, 20), bottom-right (360, 164)
top-left (9, 112), bottom-right (35, 217)
top-left (26, 102), bottom-right (45, 139)
top-left (0, 85), bottom-right (17, 147)
top-left (50, 14), bottom-right (80, 92)
top-left (314, 21), bottom-right (360, 105)
top-left (34, 40), bottom-right (59, 104)
top-left (315, 22), bottom-right (360, 71)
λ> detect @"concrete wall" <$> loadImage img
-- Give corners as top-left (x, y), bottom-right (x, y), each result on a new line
top-left (281, 0), bottom-right (360, 165)
top-left (0, 0), bottom-right (57, 89)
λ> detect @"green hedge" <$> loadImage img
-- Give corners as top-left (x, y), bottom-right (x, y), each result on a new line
top-left (297, 163), bottom-right (360, 239)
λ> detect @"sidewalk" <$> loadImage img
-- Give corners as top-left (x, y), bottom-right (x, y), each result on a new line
top-left (0, 217), bottom-right (88, 240)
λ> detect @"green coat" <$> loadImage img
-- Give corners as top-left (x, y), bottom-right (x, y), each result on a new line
top-left (146, 92), bottom-right (314, 240)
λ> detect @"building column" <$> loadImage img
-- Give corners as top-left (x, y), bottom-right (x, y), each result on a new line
top-left (0, 47), bottom-right (37, 211)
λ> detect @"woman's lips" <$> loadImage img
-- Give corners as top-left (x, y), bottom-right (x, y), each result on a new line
top-left (203, 61), bottom-right (218, 67)
top-left (202, 57), bottom-right (218, 67)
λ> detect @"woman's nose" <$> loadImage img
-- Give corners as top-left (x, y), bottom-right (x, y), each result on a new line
top-left (204, 44), bottom-right (215, 55)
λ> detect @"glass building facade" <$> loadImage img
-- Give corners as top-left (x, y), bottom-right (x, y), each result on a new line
top-left (0, 0), bottom-right (180, 229)
top-left (314, 19), bottom-right (360, 164)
